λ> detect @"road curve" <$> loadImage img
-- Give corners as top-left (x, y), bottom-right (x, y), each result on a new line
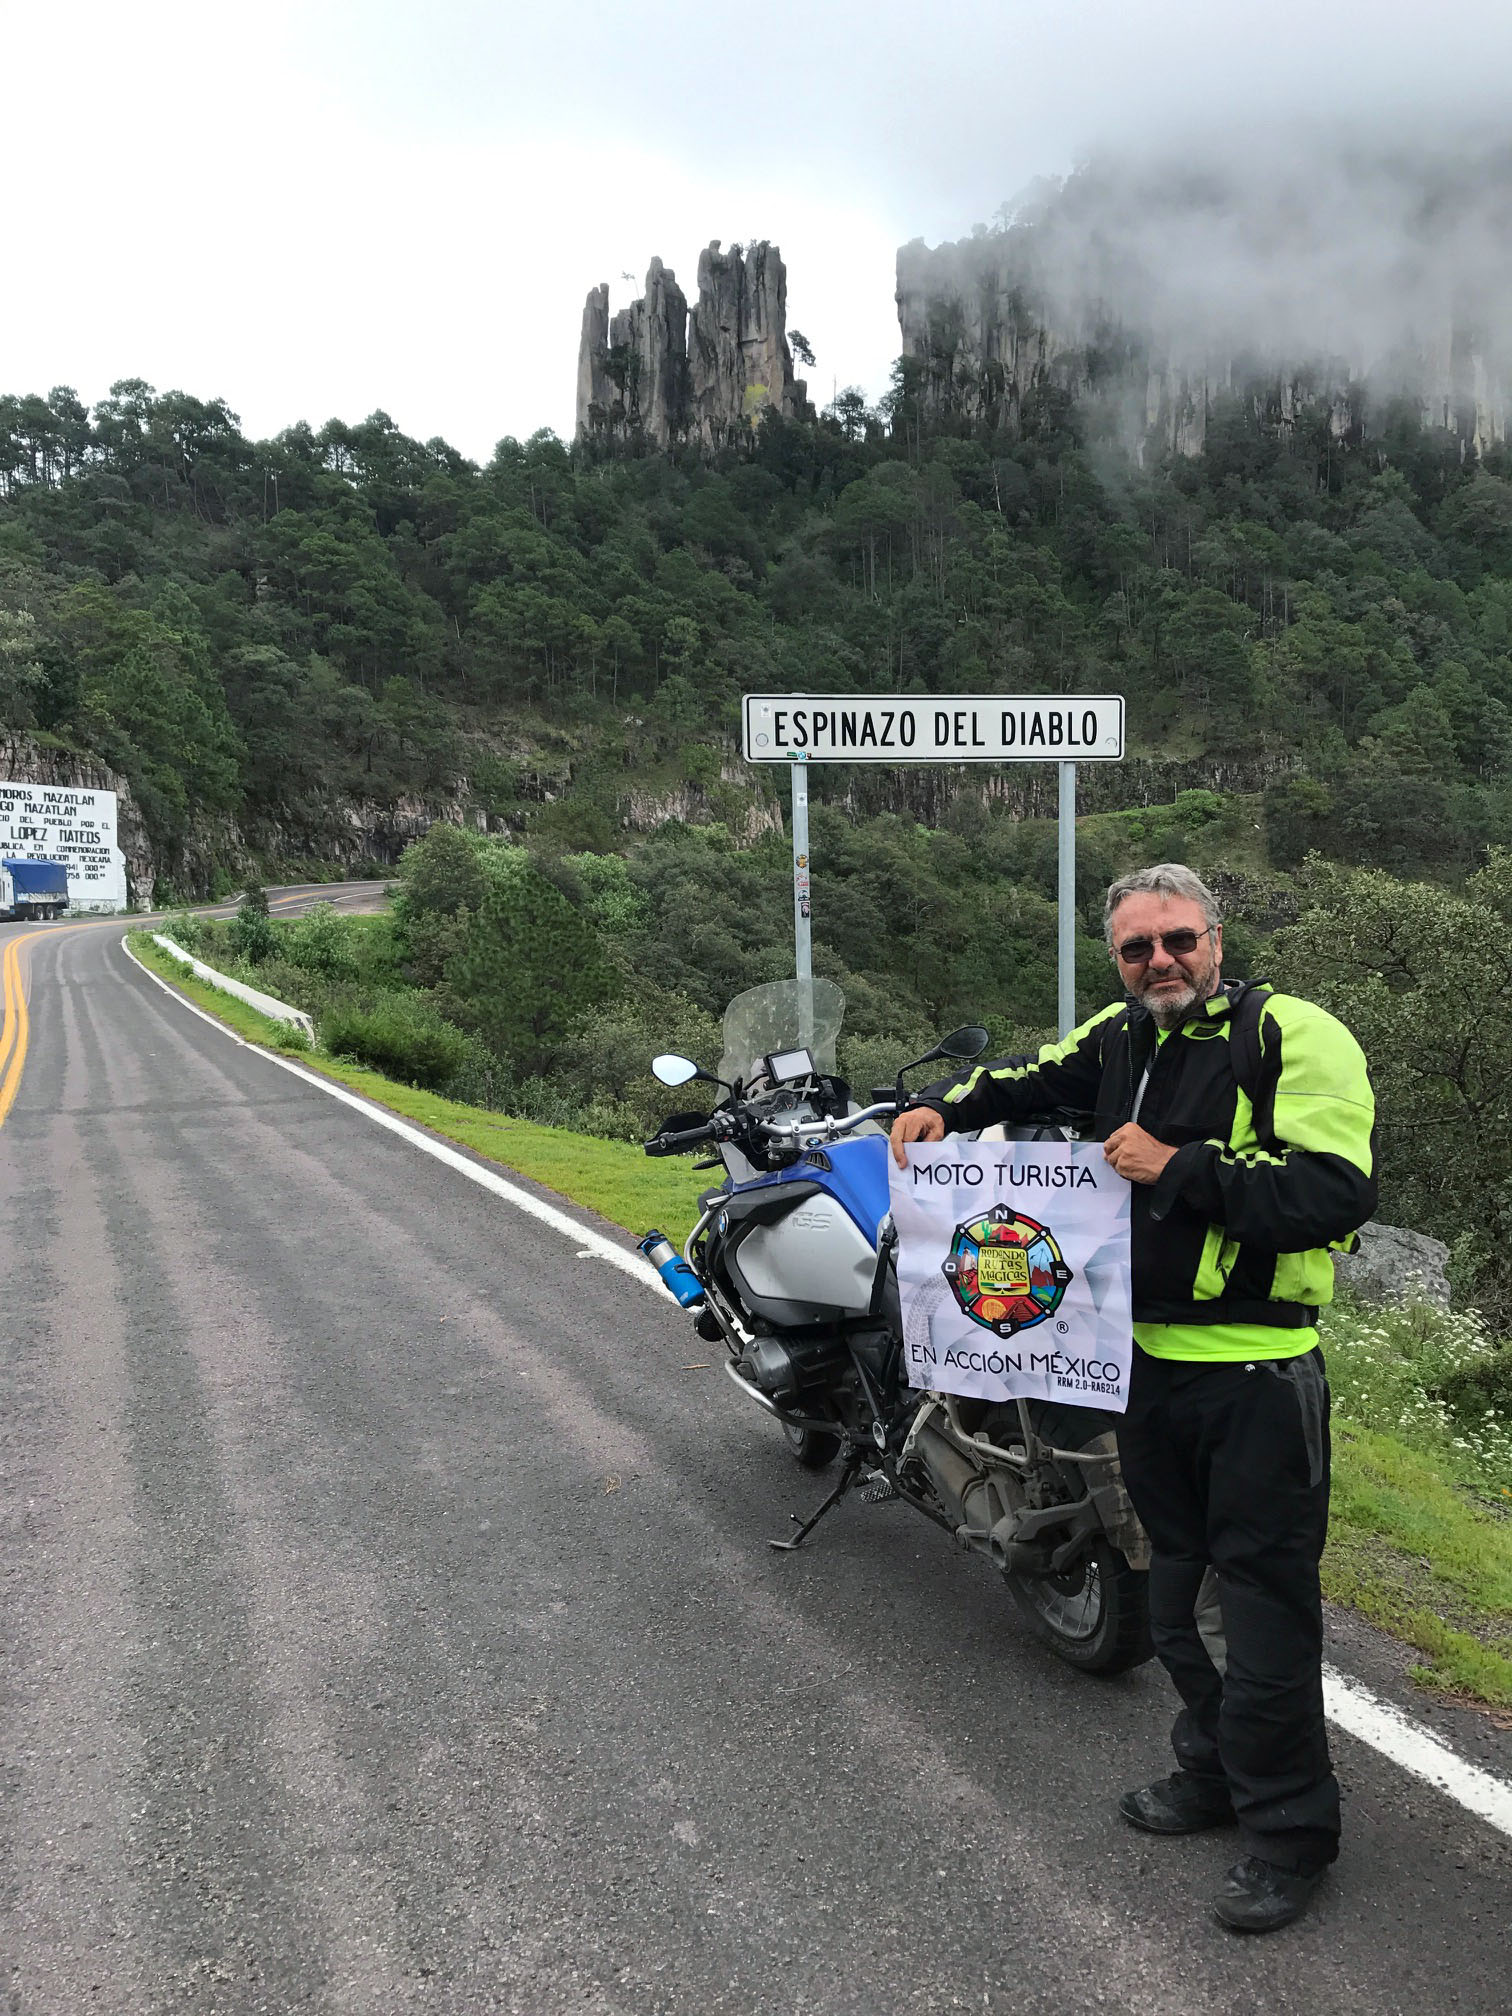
top-left (0, 919), bottom-right (1507, 2014)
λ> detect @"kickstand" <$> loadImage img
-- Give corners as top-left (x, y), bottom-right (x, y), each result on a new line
top-left (768, 1450), bottom-right (865, 1552)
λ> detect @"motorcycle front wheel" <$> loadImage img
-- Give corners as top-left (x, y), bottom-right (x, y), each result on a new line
top-left (1008, 1536), bottom-right (1151, 1675)
top-left (781, 1418), bottom-right (843, 1469)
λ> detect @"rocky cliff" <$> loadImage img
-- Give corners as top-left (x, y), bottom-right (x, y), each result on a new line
top-left (896, 231), bottom-right (1508, 463)
top-left (578, 258), bottom-right (691, 449)
top-left (577, 243), bottom-right (809, 449)
top-left (0, 734), bottom-right (499, 900)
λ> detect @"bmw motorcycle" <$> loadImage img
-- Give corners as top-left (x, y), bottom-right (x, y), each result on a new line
top-left (641, 979), bottom-right (1153, 1676)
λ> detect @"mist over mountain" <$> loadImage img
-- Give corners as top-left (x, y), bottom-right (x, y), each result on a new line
top-left (1023, 131), bottom-right (1510, 372)
top-left (900, 127), bottom-right (1512, 456)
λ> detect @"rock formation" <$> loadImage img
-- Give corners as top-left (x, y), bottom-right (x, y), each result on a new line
top-left (577, 243), bottom-right (808, 450)
top-left (577, 258), bottom-right (690, 448)
top-left (896, 231), bottom-right (1508, 463)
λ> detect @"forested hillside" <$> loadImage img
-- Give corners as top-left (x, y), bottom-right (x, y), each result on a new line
top-left (5, 373), bottom-right (1512, 890)
top-left (8, 371), bottom-right (1512, 1307)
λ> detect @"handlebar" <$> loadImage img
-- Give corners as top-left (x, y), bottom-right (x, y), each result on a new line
top-left (755, 1099), bottom-right (897, 1147)
top-left (643, 1120), bottom-right (718, 1157)
top-left (645, 1097), bottom-right (903, 1161)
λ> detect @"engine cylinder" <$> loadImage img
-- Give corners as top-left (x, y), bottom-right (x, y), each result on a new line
top-left (744, 1333), bottom-right (847, 1399)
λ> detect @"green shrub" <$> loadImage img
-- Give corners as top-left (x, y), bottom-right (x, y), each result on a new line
top-left (390, 826), bottom-right (526, 984)
top-left (1434, 1339), bottom-right (1512, 1420)
top-left (391, 824), bottom-right (497, 931)
top-left (284, 901), bottom-right (358, 980)
top-left (230, 884), bottom-right (276, 963)
top-left (320, 993), bottom-right (477, 1089)
top-left (549, 986), bottom-right (721, 1140)
top-left (441, 858), bottom-right (620, 1075)
top-left (244, 955), bottom-right (322, 1009)
top-left (161, 909), bottom-right (209, 955)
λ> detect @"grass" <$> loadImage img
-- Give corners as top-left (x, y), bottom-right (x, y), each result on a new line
top-left (1324, 1421), bottom-right (1512, 1706)
top-left (1315, 1296), bottom-right (1512, 1701)
top-left (128, 927), bottom-right (1512, 1708)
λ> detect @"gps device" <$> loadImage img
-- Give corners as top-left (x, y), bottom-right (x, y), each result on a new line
top-left (763, 1046), bottom-right (815, 1085)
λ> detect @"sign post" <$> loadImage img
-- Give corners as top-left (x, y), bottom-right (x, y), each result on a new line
top-left (790, 755), bottom-right (813, 1050)
top-left (741, 695), bottom-right (1124, 1038)
top-left (1058, 759), bottom-right (1076, 1037)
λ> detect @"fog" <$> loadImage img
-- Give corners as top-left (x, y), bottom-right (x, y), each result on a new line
top-left (6, 2), bottom-right (1512, 451)
top-left (973, 129), bottom-right (1512, 387)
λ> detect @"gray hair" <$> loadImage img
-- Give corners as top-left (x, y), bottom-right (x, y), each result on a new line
top-left (1103, 863), bottom-right (1222, 947)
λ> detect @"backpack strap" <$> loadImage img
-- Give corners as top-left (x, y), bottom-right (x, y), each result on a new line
top-left (1227, 979), bottom-right (1276, 1140)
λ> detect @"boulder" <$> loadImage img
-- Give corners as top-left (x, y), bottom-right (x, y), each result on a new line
top-left (1333, 1221), bottom-right (1451, 1310)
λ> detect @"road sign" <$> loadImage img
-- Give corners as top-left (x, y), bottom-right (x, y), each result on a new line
top-left (742, 694), bottom-right (1123, 765)
top-left (0, 781), bottom-right (128, 911)
top-left (743, 693), bottom-right (1126, 1042)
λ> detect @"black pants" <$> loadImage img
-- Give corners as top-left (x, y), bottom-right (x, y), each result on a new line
top-left (1116, 1343), bottom-right (1339, 1873)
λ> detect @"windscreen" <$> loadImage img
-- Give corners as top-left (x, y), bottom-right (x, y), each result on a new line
top-left (719, 979), bottom-right (845, 1090)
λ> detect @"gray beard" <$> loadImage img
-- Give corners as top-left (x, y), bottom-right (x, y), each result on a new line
top-left (1135, 966), bottom-right (1221, 1029)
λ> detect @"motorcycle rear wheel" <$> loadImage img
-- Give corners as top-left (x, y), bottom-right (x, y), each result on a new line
top-left (1003, 1402), bottom-right (1152, 1675)
top-left (1008, 1536), bottom-right (1151, 1674)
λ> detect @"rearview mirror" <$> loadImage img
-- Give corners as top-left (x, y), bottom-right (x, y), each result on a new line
top-left (939, 1025), bottom-right (990, 1061)
top-left (652, 1054), bottom-right (700, 1087)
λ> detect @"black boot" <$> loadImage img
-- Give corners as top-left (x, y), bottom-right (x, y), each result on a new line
top-left (1118, 1771), bottom-right (1236, 1835)
top-left (1212, 1855), bottom-right (1326, 1932)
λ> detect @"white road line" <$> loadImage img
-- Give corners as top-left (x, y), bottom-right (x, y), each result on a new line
top-left (121, 934), bottom-right (253, 1043)
top-left (119, 932), bottom-right (1512, 1840)
top-left (256, 1047), bottom-right (670, 1296)
top-left (1323, 1665), bottom-right (1512, 1836)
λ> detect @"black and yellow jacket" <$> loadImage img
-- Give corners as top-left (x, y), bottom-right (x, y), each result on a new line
top-left (918, 983), bottom-right (1377, 1351)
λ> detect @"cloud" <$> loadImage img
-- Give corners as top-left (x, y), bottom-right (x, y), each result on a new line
top-left (6, 1), bottom-right (1512, 452)
top-left (971, 125), bottom-right (1512, 388)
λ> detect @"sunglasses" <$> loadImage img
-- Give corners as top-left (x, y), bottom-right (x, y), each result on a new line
top-left (1115, 925), bottom-right (1215, 965)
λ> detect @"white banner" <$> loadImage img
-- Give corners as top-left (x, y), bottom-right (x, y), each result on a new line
top-left (890, 1140), bottom-right (1133, 1412)
top-left (0, 781), bottom-right (129, 911)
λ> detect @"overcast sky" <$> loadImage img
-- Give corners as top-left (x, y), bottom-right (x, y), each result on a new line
top-left (6, 0), bottom-right (1512, 461)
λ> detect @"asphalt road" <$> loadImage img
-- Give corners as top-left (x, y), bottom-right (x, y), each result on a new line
top-left (169, 880), bottom-right (394, 923)
top-left (260, 881), bottom-right (393, 918)
top-left (1, 913), bottom-right (1508, 2014)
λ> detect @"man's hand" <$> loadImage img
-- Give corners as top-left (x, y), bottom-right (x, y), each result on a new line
top-left (890, 1105), bottom-right (946, 1168)
top-left (1103, 1123), bottom-right (1178, 1186)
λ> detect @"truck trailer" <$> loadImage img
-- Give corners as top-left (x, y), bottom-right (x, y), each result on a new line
top-left (0, 858), bottom-right (70, 920)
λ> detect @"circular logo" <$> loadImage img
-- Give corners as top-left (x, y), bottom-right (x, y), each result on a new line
top-left (941, 1203), bottom-right (1074, 1336)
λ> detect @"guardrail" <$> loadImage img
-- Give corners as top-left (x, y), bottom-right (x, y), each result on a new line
top-left (150, 935), bottom-right (316, 1040)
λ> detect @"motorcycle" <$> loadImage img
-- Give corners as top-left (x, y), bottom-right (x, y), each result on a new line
top-left (640, 978), bottom-right (1153, 1676)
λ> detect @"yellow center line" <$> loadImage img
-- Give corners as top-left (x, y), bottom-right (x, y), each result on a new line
top-left (0, 933), bottom-right (37, 1128)
top-left (0, 919), bottom-right (116, 1131)
top-left (0, 937), bottom-right (19, 1080)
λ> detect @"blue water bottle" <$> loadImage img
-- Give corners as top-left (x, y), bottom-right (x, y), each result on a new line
top-left (639, 1229), bottom-right (706, 1308)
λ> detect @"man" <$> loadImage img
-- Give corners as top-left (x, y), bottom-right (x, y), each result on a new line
top-left (890, 863), bottom-right (1375, 1933)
